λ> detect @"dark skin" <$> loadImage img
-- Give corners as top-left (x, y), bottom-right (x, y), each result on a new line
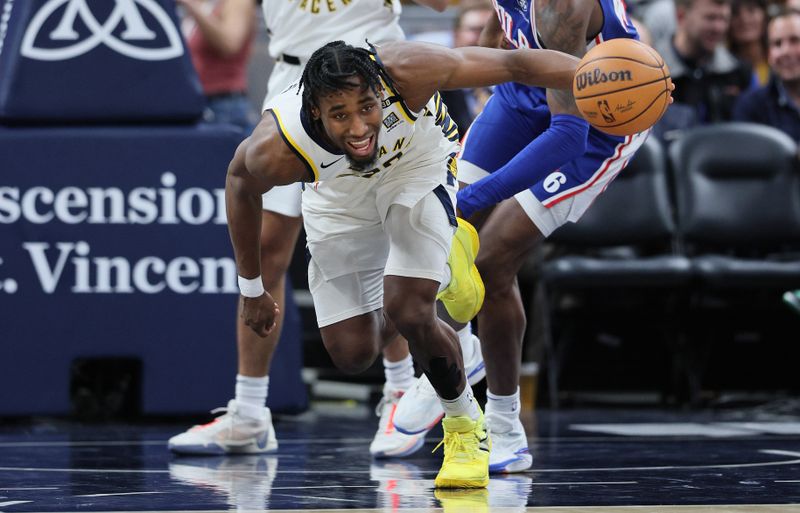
top-left (226, 40), bottom-right (579, 395)
top-left (465, 0), bottom-right (605, 396)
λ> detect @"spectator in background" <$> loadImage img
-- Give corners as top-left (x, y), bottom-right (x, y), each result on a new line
top-left (732, 7), bottom-right (800, 314)
top-left (733, 6), bottom-right (800, 139)
top-left (640, 0), bottom-right (677, 49)
top-left (439, 0), bottom-right (495, 134)
top-left (729, 0), bottom-right (770, 86)
top-left (179, 0), bottom-right (259, 132)
top-left (653, 0), bottom-right (754, 142)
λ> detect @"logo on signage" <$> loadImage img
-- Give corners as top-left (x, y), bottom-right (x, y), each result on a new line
top-left (21, 0), bottom-right (183, 61)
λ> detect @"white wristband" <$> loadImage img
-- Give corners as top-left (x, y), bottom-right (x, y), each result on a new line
top-left (237, 275), bottom-right (265, 298)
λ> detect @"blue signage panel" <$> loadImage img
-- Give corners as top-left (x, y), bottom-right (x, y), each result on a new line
top-left (0, 125), bottom-right (307, 415)
top-left (0, 0), bottom-right (204, 122)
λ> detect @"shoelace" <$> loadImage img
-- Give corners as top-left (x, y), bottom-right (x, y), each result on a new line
top-left (432, 430), bottom-right (477, 461)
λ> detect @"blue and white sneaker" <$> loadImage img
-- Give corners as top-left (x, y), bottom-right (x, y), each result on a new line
top-left (369, 387), bottom-right (426, 458)
top-left (486, 413), bottom-right (532, 474)
top-left (393, 334), bottom-right (486, 435)
top-left (168, 400), bottom-right (277, 455)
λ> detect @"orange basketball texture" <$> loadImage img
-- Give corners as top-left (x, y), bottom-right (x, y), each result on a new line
top-left (572, 38), bottom-right (672, 137)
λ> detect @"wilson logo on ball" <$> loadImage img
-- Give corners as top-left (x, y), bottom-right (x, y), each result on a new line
top-left (575, 68), bottom-right (633, 92)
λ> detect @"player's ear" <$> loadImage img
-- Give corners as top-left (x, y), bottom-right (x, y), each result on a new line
top-left (310, 105), bottom-right (320, 120)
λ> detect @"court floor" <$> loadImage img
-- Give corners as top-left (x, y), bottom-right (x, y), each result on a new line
top-left (1, 403), bottom-right (800, 512)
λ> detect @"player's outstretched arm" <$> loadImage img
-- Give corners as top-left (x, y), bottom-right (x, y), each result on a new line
top-left (379, 41), bottom-right (579, 112)
top-left (225, 117), bottom-right (306, 337)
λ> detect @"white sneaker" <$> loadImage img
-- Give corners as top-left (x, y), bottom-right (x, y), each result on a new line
top-left (488, 474), bottom-right (533, 507)
top-left (169, 455), bottom-right (278, 510)
top-left (486, 413), bottom-right (532, 474)
top-left (370, 461), bottom-right (433, 509)
top-left (369, 387), bottom-right (426, 458)
top-left (168, 400), bottom-right (278, 455)
top-left (393, 335), bottom-right (486, 435)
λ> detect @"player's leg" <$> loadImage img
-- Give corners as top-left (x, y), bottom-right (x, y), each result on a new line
top-left (168, 184), bottom-right (303, 455)
top-left (307, 237), bottom-right (427, 457)
top-left (393, 94), bottom-right (535, 436)
top-left (472, 199), bottom-right (540, 473)
top-left (383, 194), bottom-right (488, 488)
top-left (479, 129), bottom-right (650, 473)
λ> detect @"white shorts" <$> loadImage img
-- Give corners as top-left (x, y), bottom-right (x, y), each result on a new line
top-left (307, 190), bottom-right (457, 327)
top-left (261, 60), bottom-right (306, 217)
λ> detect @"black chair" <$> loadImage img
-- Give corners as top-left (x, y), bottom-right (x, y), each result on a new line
top-left (668, 122), bottom-right (800, 398)
top-left (670, 122), bottom-right (800, 288)
top-left (534, 136), bottom-right (691, 406)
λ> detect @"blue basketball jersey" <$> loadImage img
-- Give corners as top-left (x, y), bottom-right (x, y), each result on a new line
top-left (490, 0), bottom-right (639, 109)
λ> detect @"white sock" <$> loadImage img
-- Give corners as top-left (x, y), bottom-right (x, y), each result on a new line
top-left (486, 387), bottom-right (521, 432)
top-left (235, 374), bottom-right (269, 419)
top-left (437, 264), bottom-right (452, 293)
top-left (384, 355), bottom-right (415, 391)
top-left (440, 383), bottom-right (480, 420)
top-left (457, 324), bottom-right (476, 365)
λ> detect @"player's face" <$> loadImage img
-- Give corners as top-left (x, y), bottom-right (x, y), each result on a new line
top-left (313, 80), bottom-right (383, 168)
top-left (769, 15), bottom-right (800, 83)
top-left (681, 0), bottom-right (731, 55)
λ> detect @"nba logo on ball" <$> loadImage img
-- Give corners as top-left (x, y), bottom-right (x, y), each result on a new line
top-left (573, 39), bottom-right (673, 137)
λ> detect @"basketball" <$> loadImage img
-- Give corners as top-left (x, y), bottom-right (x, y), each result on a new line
top-left (573, 38), bottom-right (673, 137)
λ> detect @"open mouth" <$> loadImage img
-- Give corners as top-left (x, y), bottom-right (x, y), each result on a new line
top-left (347, 135), bottom-right (375, 159)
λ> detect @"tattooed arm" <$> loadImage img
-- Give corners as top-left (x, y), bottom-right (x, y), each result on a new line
top-left (536, 0), bottom-right (600, 115)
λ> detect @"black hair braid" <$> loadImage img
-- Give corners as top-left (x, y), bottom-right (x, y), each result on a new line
top-left (298, 41), bottom-right (384, 112)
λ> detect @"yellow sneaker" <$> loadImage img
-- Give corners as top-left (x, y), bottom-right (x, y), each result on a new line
top-left (434, 488), bottom-right (490, 513)
top-left (433, 413), bottom-right (491, 489)
top-left (437, 218), bottom-right (485, 323)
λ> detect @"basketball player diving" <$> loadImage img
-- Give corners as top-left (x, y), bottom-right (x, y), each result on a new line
top-left (393, 0), bottom-right (671, 474)
top-left (227, 40), bottom-right (578, 488)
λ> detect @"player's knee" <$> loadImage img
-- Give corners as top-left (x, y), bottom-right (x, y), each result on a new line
top-left (327, 341), bottom-right (380, 375)
top-left (475, 248), bottom-right (511, 288)
top-left (258, 251), bottom-right (291, 288)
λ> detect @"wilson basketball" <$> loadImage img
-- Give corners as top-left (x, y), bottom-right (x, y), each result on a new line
top-left (573, 39), bottom-right (672, 136)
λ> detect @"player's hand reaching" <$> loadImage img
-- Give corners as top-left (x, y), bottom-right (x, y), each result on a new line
top-left (240, 292), bottom-right (280, 337)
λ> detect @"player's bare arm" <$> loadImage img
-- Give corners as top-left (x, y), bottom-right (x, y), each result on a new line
top-left (225, 116), bottom-right (307, 337)
top-left (537, 0), bottom-right (601, 115)
top-left (378, 41), bottom-right (579, 112)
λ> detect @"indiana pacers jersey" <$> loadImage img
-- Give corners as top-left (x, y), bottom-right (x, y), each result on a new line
top-left (263, 62), bottom-right (460, 240)
top-left (490, 0), bottom-right (639, 109)
top-left (263, 0), bottom-right (406, 62)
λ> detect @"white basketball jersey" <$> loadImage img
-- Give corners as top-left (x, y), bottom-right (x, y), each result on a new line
top-left (263, 0), bottom-right (406, 61)
top-left (263, 64), bottom-right (460, 239)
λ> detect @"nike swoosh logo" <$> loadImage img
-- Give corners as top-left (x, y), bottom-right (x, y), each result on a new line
top-left (320, 157), bottom-right (344, 169)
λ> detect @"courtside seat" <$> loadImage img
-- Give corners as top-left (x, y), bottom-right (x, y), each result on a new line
top-left (666, 123), bottom-right (800, 401)
top-left (670, 122), bottom-right (800, 289)
top-left (542, 136), bottom-right (689, 288)
top-left (533, 136), bottom-right (691, 406)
